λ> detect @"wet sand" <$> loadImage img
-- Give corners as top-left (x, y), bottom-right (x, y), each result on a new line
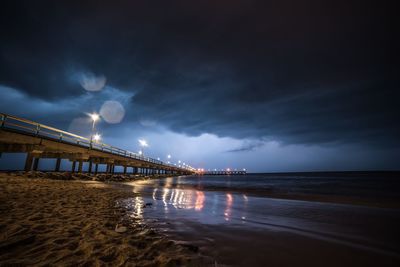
top-left (149, 215), bottom-right (400, 267)
top-left (0, 172), bottom-right (206, 266)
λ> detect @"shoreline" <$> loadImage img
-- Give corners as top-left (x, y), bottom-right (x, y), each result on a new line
top-left (122, 176), bottom-right (400, 209)
top-left (0, 172), bottom-right (208, 266)
top-left (165, 184), bottom-right (400, 209)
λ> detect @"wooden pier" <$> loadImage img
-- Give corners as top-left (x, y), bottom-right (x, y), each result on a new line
top-left (0, 113), bottom-right (194, 175)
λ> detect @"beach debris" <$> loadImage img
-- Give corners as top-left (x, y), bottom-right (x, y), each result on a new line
top-left (114, 224), bottom-right (127, 233)
top-left (142, 202), bottom-right (153, 209)
top-left (174, 241), bottom-right (199, 253)
top-left (10, 170), bottom-right (180, 184)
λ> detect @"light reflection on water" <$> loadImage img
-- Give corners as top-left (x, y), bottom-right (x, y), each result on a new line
top-left (224, 193), bottom-right (232, 221)
top-left (122, 176), bottom-right (254, 226)
top-left (119, 176), bottom-right (400, 263)
top-left (121, 195), bottom-right (144, 220)
top-left (124, 181), bottom-right (250, 225)
top-left (157, 187), bottom-right (206, 211)
top-left (122, 176), bottom-right (400, 234)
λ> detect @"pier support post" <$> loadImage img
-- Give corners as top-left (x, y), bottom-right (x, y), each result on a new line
top-left (88, 161), bottom-right (92, 174)
top-left (24, 153), bottom-right (34, 172)
top-left (95, 163), bottom-right (98, 174)
top-left (123, 166), bottom-right (127, 174)
top-left (72, 161), bottom-right (76, 173)
top-left (55, 158), bottom-right (61, 172)
top-left (78, 161), bottom-right (83, 173)
top-left (33, 157), bottom-right (40, 171)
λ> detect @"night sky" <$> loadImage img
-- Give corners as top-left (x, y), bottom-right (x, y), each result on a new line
top-left (0, 0), bottom-right (398, 172)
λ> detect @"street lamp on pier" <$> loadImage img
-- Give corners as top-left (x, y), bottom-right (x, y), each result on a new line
top-left (93, 133), bottom-right (101, 143)
top-left (89, 113), bottom-right (100, 131)
top-left (89, 113), bottom-right (100, 146)
top-left (138, 139), bottom-right (148, 156)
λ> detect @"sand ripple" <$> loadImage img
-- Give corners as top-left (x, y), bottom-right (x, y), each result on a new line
top-left (0, 173), bottom-right (206, 266)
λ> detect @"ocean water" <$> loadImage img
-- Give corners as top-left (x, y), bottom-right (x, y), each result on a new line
top-left (131, 172), bottom-right (400, 199)
top-left (120, 173), bottom-right (400, 266)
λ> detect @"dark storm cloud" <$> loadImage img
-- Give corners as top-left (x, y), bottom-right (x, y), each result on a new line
top-left (226, 140), bottom-right (265, 153)
top-left (0, 0), bottom-right (398, 146)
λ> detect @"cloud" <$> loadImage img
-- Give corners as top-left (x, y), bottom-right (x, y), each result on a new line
top-left (0, 84), bottom-right (133, 132)
top-left (0, 0), bottom-right (398, 150)
top-left (78, 72), bottom-right (106, 92)
top-left (226, 140), bottom-right (266, 153)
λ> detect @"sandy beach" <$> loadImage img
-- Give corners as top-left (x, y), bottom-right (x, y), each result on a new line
top-left (0, 172), bottom-right (206, 266)
top-left (1, 172), bottom-right (399, 267)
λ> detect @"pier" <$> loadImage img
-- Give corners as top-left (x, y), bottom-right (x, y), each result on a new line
top-left (0, 113), bottom-right (194, 175)
top-left (203, 170), bottom-right (247, 175)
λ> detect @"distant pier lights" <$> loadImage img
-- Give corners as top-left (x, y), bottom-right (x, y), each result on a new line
top-left (199, 168), bottom-right (247, 175)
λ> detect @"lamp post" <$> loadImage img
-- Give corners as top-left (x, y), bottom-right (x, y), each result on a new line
top-left (93, 133), bottom-right (101, 142)
top-left (89, 113), bottom-right (100, 146)
top-left (90, 113), bottom-right (100, 131)
top-left (138, 139), bottom-right (148, 156)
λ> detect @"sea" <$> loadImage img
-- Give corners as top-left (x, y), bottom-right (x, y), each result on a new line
top-left (120, 172), bottom-right (400, 266)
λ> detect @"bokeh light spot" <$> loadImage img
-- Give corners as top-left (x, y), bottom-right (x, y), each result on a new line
top-left (100, 100), bottom-right (125, 123)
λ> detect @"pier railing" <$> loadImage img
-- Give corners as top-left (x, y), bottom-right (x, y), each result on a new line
top-left (0, 113), bottom-right (172, 167)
